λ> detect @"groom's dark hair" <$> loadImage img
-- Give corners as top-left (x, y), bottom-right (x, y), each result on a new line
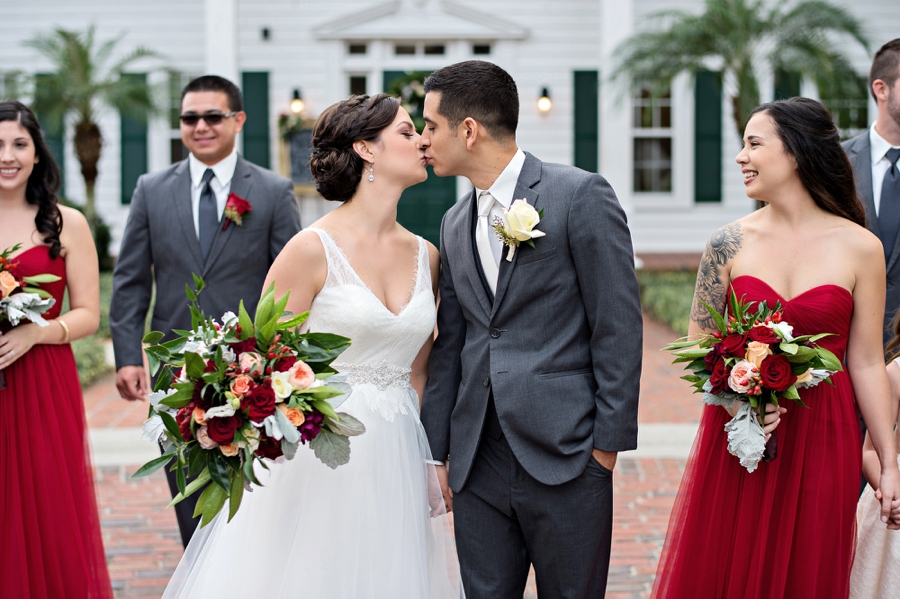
top-left (181, 75), bottom-right (244, 113)
top-left (424, 60), bottom-right (518, 141)
top-left (869, 39), bottom-right (900, 102)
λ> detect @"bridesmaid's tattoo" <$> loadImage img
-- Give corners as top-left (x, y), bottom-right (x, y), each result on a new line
top-left (691, 223), bottom-right (742, 330)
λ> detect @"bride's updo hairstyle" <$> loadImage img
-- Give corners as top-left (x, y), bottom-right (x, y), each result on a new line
top-left (747, 97), bottom-right (865, 227)
top-left (310, 94), bottom-right (401, 202)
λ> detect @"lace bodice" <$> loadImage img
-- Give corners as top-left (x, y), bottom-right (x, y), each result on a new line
top-left (305, 227), bottom-right (436, 371)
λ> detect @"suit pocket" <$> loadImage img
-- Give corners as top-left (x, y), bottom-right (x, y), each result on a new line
top-left (538, 367), bottom-right (593, 380)
top-left (516, 247), bottom-right (556, 265)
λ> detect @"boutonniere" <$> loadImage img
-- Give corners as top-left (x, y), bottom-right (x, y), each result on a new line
top-left (222, 192), bottom-right (252, 231)
top-left (492, 199), bottom-right (545, 261)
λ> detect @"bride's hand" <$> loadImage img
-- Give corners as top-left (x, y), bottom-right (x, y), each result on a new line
top-left (722, 402), bottom-right (785, 438)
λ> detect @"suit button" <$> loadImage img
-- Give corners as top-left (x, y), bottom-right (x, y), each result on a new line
top-left (483, 378), bottom-right (490, 387)
top-left (490, 328), bottom-right (501, 338)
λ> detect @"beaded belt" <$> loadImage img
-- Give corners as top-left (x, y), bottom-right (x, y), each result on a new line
top-left (332, 362), bottom-right (412, 391)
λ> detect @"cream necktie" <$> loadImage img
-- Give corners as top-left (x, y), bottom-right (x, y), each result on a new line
top-left (477, 191), bottom-right (500, 293)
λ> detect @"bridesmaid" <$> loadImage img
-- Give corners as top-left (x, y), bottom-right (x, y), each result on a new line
top-left (0, 101), bottom-right (111, 598)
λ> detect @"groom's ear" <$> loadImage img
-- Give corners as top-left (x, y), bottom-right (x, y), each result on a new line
top-left (461, 117), bottom-right (479, 151)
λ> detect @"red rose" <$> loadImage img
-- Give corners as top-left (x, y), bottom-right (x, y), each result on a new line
top-left (718, 334), bottom-right (747, 358)
top-left (748, 325), bottom-right (780, 344)
top-left (204, 360), bottom-right (218, 373)
top-left (222, 193), bottom-right (252, 230)
top-left (230, 338), bottom-right (257, 355)
top-left (759, 354), bottom-right (797, 392)
top-left (207, 413), bottom-right (244, 445)
top-left (273, 355), bottom-right (297, 372)
top-left (708, 358), bottom-right (730, 395)
top-left (256, 434), bottom-right (283, 460)
top-left (241, 380), bottom-right (277, 422)
top-left (176, 403), bottom-right (195, 441)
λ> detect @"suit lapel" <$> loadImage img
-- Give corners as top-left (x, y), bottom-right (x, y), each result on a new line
top-left (204, 156), bottom-right (254, 276)
top-left (850, 135), bottom-right (877, 235)
top-left (491, 153), bottom-right (542, 318)
top-left (170, 160), bottom-right (204, 270)
top-left (460, 189), bottom-right (493, 316)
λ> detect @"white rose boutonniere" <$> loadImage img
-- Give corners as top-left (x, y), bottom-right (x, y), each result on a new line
top-left (492, 199), bottom-right (546, 261)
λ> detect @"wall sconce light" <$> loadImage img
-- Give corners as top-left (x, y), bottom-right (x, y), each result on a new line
top-left (537, 87), bottom-right (552, 114)
top-left (291, 89), bottom-right (305, 114)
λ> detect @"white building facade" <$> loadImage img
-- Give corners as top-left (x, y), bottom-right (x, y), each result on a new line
top-left (2, 0), bottom-right (897, 254)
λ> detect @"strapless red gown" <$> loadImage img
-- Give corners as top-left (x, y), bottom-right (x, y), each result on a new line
top-left (653, 275), bottom-right (862, 598)
top-left (0, 245), bottom-right (112, 598)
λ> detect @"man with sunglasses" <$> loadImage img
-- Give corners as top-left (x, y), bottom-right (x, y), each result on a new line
top-left (110, 75), bottom-right (301, 547)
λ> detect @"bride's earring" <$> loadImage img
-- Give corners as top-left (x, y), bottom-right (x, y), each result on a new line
top-left (368, 164), bottom-right (374, 182)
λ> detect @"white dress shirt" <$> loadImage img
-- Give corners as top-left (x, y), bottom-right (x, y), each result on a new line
top-left (474, 148), bottom-right (527, 263)
top-left (871, 125), bottom-right (900, 216)
top-left (188, 149), bottom-right (238, 239)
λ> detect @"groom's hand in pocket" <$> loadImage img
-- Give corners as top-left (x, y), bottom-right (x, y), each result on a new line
top-left (592, 448), bottom-right (617, 472)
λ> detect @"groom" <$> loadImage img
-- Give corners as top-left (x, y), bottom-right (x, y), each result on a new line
top-left (420, 60), bottom-right (642, 597)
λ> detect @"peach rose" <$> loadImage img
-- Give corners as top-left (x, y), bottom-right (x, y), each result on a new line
top-left (192, 406), bottom-right (208, 425)
top-left (230, 374), bottom-right (253, 396)
top-left (195, 426), bottom-right (219, 450)
top-left (745, 341), bottom-right (773, 369)
top-left (0, 271), bottom-right (19, 299)
top-left (277, 404), bottom-right (306, 427)
top-left (287, 360), bottom-right (315, 390)
top-left (239, 352), bottom-right (264, 376)
top-left (728, 360), bottom-right (759, 394)
top-left (219, 443), bottom-right (240, 457)
top-left (795, 367), bottom-right (814, 385)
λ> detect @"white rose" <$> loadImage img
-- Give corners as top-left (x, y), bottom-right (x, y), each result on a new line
top-left (270, 371), bottom-right (294, 402)
top-left (221, 311), bottom-right (238, 327)
top-left (221, 347), bottom-right (235, 363)
top-left (241, 426), bottom-right (261, 451)
top-left (768, 321), bottom-right (794, 342)
top-left (503, 199), bottom-right (546, 242)
top-left (205, 403), bottom-right (237, 419)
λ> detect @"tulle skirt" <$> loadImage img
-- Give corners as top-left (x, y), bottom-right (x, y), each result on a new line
top-left (0, 343), bottom-right (113, 598)
top-left (652, 371), bottom-right (861, 598)
top-left (164, 383), bottom-right (463, 598)
top-left (849, 456), bottom-right (900, 599)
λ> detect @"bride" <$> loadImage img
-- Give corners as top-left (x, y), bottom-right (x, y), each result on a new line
top-left (163, 94), bottom-right (463, 598)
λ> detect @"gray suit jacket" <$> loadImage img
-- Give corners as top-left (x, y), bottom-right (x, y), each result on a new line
top-left (110, 155), bottom-right (301, 369)
top-left (421, 152), bottom-right (643, 490)
top-left (844, 132), bottom-right (898, 347)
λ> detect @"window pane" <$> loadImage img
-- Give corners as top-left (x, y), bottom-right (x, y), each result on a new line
top-left (349, 76), bottom-right (367, 96)
top-left (395, 45), bottom-right (416, 55)
top-left (170, 138), bottom-right (188, 163)
top-left (348, 44), bottom-right (367, 55)
top-left (472, 44), bottom-right (491, 55)
top-left (423, 45), bottom-right (445, 55)
top-left (633, 138), bottom-right (672, 192)
top-left (660, 105), bottom-right (671, 128)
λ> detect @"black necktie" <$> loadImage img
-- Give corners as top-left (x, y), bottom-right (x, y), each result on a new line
top-left (878, 148), bottom-right (900, 261)
top-left (198, 168), bottom-right (218, 262)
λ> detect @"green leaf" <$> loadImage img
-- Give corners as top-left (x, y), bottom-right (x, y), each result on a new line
top-left (228, 470), bottom-right (245, 522)
top-left (238, 300), bottom-right (254, 340)
top-left (142, 330), bottom-right (165, 345)
top-left (311, 398), bottom-right (339, 421)
top-left (168, 467), bottom-right (211, 507)
top-left (21, 273), bottom-right (62, 284)
top-left (784, 346), bottom-right (816, 363)
top-left (816, 347), bottom-right (843, 372)
top-left (326, 412), bottom-right (366, 437)
top-left (207, 450), bottom-right (231, 491)
top-left (131, 452), bottom-right (174, 478)
top-left (243, 451), bottom-right (261, 486)
top-left (192, 273), bottom-right (205, 294)
top-left (779, 342), bottom-right (799, 355)
top-left (700, 301), bottom-right (727, 334)
top-left (188, 444), bottom-right (207, 477)
top-left (184, 283), bottom-right (197, 302)
top-left (661, 338), bottom-right (703, 351)
top-left (309, 430), bottom-right (351, 469)
top-left (278, 311), bottom-right (309, 331)
top-left (21, 286), bottom-right (54, 299)
top-left (200, 483), bottom-right (228, 527)
top-left (673, 347), bottom-right (711, 359)
top-left (782, 385), bottom-right (800, 401)
top-left (680, 374), bottom-right (703, 383)
top-left (254, 285), bottom-right (276, 332)
top-left (153, 367), bottom-right (174, 393)
top-left (176, 457), bottom-right (187, 494)
top-left (159, 411), bottom-right (183, 443)
top-left (159, 387), bottom-right (194, 408)
top-left (184, 351), bottom-right (206, 379)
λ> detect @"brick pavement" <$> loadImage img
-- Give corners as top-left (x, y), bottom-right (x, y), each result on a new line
top-left (85, 313), bottom-right (691, 598)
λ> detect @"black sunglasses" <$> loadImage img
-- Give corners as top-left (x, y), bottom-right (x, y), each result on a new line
top-left (179, 112), bottom-right (238, 126)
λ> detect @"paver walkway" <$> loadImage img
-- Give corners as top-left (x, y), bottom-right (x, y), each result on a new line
top-left (85, 313), bottom-right (698, 598)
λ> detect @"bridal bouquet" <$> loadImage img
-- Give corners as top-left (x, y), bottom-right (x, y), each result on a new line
top-left (0, 244), bottom-right (61, 390)
top-left (133, 275), bottom-right (364, 526)
top-left (664, 290), bottom-right (842, 472)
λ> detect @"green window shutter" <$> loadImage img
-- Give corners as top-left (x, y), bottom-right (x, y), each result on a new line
top-left (774, 69), bottom-right (801, 100)
top-left (694, 70), bottom-right (722, 203)
top-left (120, 73), bottom-right (148, 205)
top-left (34, 74), bottom-right (65, 193)
top-left (573, 70), bottom-right (599, 173)
top-left (241, 72), bottom-right (270, 168)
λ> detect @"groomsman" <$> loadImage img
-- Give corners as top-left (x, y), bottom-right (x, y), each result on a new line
top-left (844, 39), bottom-right (900, 349)
top-left (110, 75), bottom-right (300, 546)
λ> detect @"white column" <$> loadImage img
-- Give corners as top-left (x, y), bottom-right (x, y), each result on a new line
top-left (204, 0), bottom-right (238, 83)
top-left (599, 0), bottom-right (633, 214)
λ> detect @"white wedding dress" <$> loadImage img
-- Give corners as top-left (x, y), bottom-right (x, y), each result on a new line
top-left (163, 228), bottom-right (463, 598)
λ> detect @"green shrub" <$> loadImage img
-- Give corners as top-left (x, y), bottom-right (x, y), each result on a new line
top-left (72, 336), bottom-right (112, 388)
top-left (637, 269), bottom-right (697, 336)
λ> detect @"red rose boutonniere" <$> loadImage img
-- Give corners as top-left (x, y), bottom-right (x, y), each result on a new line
top-left (223, 192), bottom-right (252, 231)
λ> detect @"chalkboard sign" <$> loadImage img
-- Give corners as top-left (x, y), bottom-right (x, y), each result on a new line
top-left (288, 129), bottom-right (314, 184)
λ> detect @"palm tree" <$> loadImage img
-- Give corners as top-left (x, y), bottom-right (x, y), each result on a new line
top-left (24, 25), bottom-right (158, 226)
top-left (611, 0), bottom-right (869, 141)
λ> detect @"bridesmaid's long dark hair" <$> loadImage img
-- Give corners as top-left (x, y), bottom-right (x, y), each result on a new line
top-left (0, 101), bottom-right (63, 258)
top-left (748, 97), bottom-right (866, 228)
